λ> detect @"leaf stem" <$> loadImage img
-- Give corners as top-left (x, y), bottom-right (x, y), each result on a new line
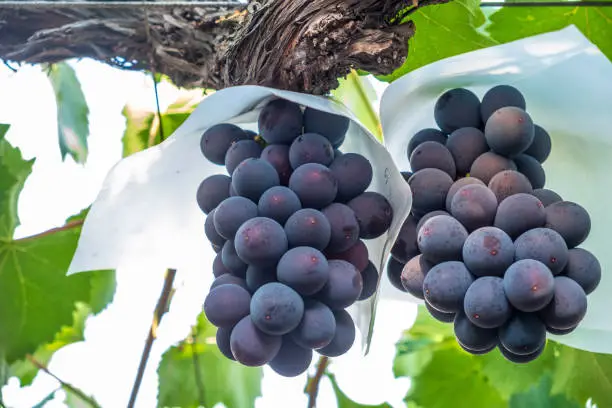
top-left (15, 219), bottom-right (84, 243)
top-left (305, 356), bottom-right (329, 408)
top-left (26, 354), bottom-right (102, 408)
top-left (127, 268), bottom-right (177, 408)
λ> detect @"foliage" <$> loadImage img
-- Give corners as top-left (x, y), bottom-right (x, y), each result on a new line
top-left (46, 62), bottom-right (90, 164)
top-left (327, 373), bottom-right (392, 408)
top-left (395, 306), bottom-right (612, 408)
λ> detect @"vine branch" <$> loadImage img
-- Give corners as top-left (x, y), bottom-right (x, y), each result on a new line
top-left (305, 356), bottom-right (329, 408)
top-left (127, 268), bottom-right (177, 408)
top-left (26, 354), bottom-right (102, 408)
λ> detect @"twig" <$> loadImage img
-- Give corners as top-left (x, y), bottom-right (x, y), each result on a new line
top-left (26, 354), bottom-right (102, 408)
top-left (304, 356), bottom-right (329, 408)
top-left (127, 268), bottom-right (177, 408)
top-left (189, 329), bottom-right (206, 405)
top-left (151, 72), bottom-right (166, 143)
top-left (15, 219), bottom-right (84, 242)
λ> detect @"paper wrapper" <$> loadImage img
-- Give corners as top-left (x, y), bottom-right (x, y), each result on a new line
top-left (66, 86), bottom-right (412, 352)
top-left (380, 25), bottom-right (612, 354)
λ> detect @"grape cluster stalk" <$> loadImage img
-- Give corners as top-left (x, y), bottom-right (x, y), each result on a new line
top-left (389, 85), bottom-right (601, 363)
top-left (197, 99), bottom-right (393, 376)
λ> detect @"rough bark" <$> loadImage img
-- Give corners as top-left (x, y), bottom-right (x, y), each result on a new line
top-left (0, 0), bottom-right (449, 94)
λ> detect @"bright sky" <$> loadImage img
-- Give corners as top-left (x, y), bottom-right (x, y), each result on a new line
top-left (0, 60), bottom-right (418, 408)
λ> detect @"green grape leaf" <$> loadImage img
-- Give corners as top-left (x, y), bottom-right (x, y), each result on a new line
top-left (327, 373), bottom-right (392, 408)
top-left (377, 0), bottom-right (497, 82)
top-left (0, 123), bottom-right (9, 140)
top-left (46, 62), bottom-right (90, 164)
top-left (487, 5), bottom-right (612, 62)
top-left (157, 313), bottom-right (262, 408)
top-left (0, 136), bottom-right (115, 363)
top-left (510, 375), bottom-right (580, 408)
top-left (552, 343), bottom-right (612, 408)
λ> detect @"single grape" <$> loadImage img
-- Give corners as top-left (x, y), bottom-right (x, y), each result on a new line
top-left (303, 107), bottom-right (349, 147)
top-left (464, 277), bottom-right (512, 328)
top-left (531, 188), bottom-right (562, 207)
top-left (494, 193), bottom-right (546, 239)
top-left (513, 154), bottom-right (545, 189)
top-left (329, 153), bottom-right (373, 202)
top-left (515, 228), bottom-right (569, 275)
top-left (539, 276), bottom-right (588, 330)
top-left (563, 248), bottom-right (601, 294)
top-left (277, 247), bottom-right (329, 296)
top-left (235, 217), bottom-right (288, 267)
top-left (230, 315), bottom-right (282, 366)
top-left (454, 312), bottom-right (498, 352)
top-left (222, 240), bottom-right (247, 278)
top-left (250, 282), bottom-right (304, 335)
top-left (196, 174), bottom-right (231, 214)
top-left (289, 133), bottom-right (334, 169)
top-left (400, 254), bottom-right (431, 299)
top-left (462, 227), bottom-right (514, 277)
top-left (326, 240), bottom-right (369, 272)
top-left (446, 127), bottom-right (488, 176)
top-left (484, 107), bottom-right (535, 157)
top-left (408, 128), bottom-right (448, 157)
top-left (480, 85), bottom-right (526, 123)
top-left (425, 301), bottom-right (456, 323)
top-left (423, 261), bottom-right (474, 313)
top-left (257, 186), bottom-right (302, 225)
top-left (204, 284), bottom-right (251, 328)
top-left (545, 201), bottom-right (591, 248)
top-left (434, 88), bottom-right (482, 133)
top-left (216, 327), bottom-right (235, 360)
top-left (450, 184), bottom-right (498, 232)
top-left (347, 192), bottom-right (393, 240)
top-left (205, 208), bottom-right (226, 247)
top-left (409, 141), bottom-right (457, 179)
top-left (318, 260), bottom-right (363, 310)
top-left (408, 168), bottom-right (454, 216)
top-left (498, 342), bottom-right (544, 364)
top-left (391, 214), bottom-right (419, 263)
top-left (358, 261), bottom-right (379, 300)
top-left (416, 210), bottom-right (450, 234)
top-left (225, 139), bottom-right (264, 175)
top-left (200, 123), bottom-right (250, 165)
top-left (386, 256), bottom-right (407, 292)
top-left (291, 299), bottom-right (336, 349)
top-left (261, 144), bottom-right (292, 185)
top-left (488, 170), bottom-right (533, 203)
top-left (232, 158), bottom-right (280, 201)
top-left (504, 259), bottom-right (555, 312)
top-left (499, 312), bottom-right (546, 356)
top-left (524, 124), bottom-right (552, 163)
top-left (284, 208), bottom-right (331, 250)
top-left (418, 215), bottom-right (468, 263)
top-left (246, 264), bottom-right (277, 293)
top-left (289, 163), bottom-right (338, 209)
top-left (210, 274), bottom-right (249, 292)
top-left (322, 203), bottom-right (360, 254)
top-left (214, 196), bottom-right (258, 240)
top-left (258, 99), bottom-right (303, 145)
top-left (469, 152), bottom-right (517, 185)
top-left (269, 337), bottom-right (313, 377)
top-left (317, 309), bottom-right (356, 357)
top-left (445, 177), bottom-right (485, 212)
top-left (213, 252), bottom-right (231, 278)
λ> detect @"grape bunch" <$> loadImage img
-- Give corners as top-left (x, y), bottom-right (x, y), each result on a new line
top-left (196, 98), bottom-right (393, 376)
top-left (389, 85), bottom-right (602, 363)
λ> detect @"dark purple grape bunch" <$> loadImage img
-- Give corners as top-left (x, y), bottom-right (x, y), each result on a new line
top-left (388, 85), bottom-right (602, 364)
top-left (196, 98), bottom-right (394, 376)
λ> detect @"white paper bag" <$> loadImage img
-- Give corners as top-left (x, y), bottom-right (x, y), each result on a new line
top-left (380, 25), bottom-right (612, 354)
top-left (66, 86), bottom-right (412, 350)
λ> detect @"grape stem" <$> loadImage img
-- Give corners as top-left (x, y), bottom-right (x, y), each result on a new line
top-left (26, 354), bottom-right (102, 408)
top-left (305, 356), bottom-right (329, 408)
top-left (127, 268), bottom-right (177, 408)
